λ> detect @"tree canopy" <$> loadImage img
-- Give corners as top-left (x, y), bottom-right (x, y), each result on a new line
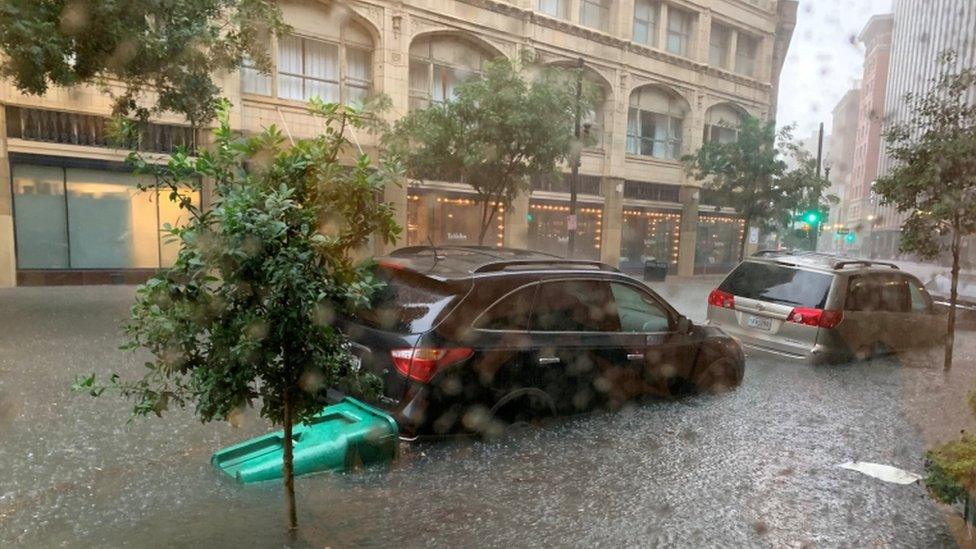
top-left (874, 50), bottom-right (976, 371)
top-left (0, 0), bottom-right (285, 124)
top-left (75, 99), bottom-right (401, 529)
top-left (387, 57), bottom-right (593, 245)
top-left (684, 115), bottom-right (833, 256)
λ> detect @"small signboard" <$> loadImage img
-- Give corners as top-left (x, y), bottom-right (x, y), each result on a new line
top-left (567, 214), bottom-right (577, 231)
top-left (748, 227), bottom-right (760, 245)
top-left (836, 228), bottom-right (851, 235)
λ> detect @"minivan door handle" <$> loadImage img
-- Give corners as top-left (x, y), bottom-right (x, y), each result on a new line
top-left (538, 356), bottom-right (561, 365)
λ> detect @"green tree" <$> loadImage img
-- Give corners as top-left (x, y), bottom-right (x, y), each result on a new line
top-left (75, 99), bottom-right (401, 530)
top-left (776, 145), bottom-right (836, 251)
top-left (684, 116), bottom-right (834, 258)
top-left (0, 0), bottom-right (285, 125)
top-left (387, 57), bottom-right (590, 245)
top-left (874, 51), bottom-right (976, 371)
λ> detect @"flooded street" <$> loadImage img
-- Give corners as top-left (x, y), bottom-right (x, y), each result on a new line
top-left (0, 281), bottom-right (971, 547)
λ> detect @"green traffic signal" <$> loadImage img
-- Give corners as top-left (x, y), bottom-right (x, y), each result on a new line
top-left (803, 210), bottom-right (822, 225)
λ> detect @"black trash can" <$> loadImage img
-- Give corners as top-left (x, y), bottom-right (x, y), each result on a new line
top-left (643, 259), bottom-right (668, 281)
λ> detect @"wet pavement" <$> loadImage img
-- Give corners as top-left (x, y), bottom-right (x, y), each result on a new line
top-left (0, 281), bottom-right (971, 547)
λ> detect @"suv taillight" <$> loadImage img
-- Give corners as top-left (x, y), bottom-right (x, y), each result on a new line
top-left (708, 289), bottom-right (735, 309)
top-left (390, 347), bottom-right (473, 383)
top-left (787, 307), bottom-right (843, 329)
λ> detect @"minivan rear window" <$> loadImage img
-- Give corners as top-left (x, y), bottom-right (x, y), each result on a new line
top-left (354, 266), bottom-right (463, 334)
top-left (719, 261), bottom-right (833, 309)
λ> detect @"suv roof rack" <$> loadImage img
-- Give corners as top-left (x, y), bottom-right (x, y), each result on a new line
top-left (832, 260), bottom-right (900, 270)
top-left (473, 259), bottom-right (619, 274)
top-left (753, 249), bottom-right (791, 257)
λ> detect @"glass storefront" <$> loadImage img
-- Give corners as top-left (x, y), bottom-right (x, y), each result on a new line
top-left (406, 193), bottom-right (505, 247)
top-left (621, 209), bottom-right (681, 273)
top-left (12, 162), bottom-right (198, 270)
top-left (528, 201), bottom-right (602, 260)
top-left (695, 214), bottom-right (745, 274)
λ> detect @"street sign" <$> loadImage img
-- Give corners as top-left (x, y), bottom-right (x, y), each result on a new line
top-left (836, 228), bottom-right (851, 235)
top-left (748, 227), bottom-right (759, 244)
top-left (567, 214), bottom-right (577, 231)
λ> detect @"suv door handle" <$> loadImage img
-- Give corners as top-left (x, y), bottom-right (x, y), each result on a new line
top-left (626, 353), bottom-right (645, 361)
top-left (538, 356), bottom-right (560, 365)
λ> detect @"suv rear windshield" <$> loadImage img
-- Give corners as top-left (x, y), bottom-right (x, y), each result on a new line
top-left (354, 266), bottom-right (464, 334)
top-left (719, 261), bottom-right (833, 309)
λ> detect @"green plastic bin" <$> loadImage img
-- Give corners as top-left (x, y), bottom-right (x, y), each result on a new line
top-left (211, 397), bottom-right (398, 483)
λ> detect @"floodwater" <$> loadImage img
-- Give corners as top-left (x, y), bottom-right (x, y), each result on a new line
top-left (0, 282), bottom-right (971, 547)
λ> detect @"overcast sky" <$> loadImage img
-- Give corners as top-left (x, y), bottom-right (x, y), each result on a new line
top-left (776, 0), bottom-right (893, 140)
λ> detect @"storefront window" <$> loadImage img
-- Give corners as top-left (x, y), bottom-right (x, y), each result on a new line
top-left (11, 162), bottom-right (198, 270)
top-left (695, 215), bottom-right (745, 274)
top-left (621, 210), bottom-right (681, 272)
top-left (528, 202), bottom-right (602, 260)
top-left (12, 164), bottom-right (69, 269)
top-left (406, 193), bottom-right (504, 247)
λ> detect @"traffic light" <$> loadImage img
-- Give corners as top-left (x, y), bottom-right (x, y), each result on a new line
top-left (845, 233), bottom-right (856, 243)
top-left (803, 210), bottom-right (822, 225)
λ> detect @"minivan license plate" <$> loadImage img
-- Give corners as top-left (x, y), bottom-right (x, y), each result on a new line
top-left (746, 315), bottom-right (772, 331)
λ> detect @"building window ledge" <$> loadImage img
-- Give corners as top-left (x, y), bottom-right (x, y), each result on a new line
top-left (624, 154), bottom-right (682, 167)
top-left (240, 93), bottom-right (323, 112)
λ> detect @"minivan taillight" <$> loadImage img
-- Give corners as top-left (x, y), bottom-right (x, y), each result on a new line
top-left (787, 307), bottom-right (843, 329)
top-left (390, 347), bottom-right (474, 383)
top-left (708, 289), bottom-right (735, 309)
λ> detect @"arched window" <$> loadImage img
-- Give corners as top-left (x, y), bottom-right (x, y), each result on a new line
top-left (584, 84), bottom-right (608, 148)
top-left (546, 66), bottom-right (609, 149)
top-left (703, 103), bottom-right (745, 144)
top-left (241, 11), bottom-right (373, 105)
top-left (408, 36), bottom-right (494, 109)
top-left (626, 86), bottom-right (687, 159)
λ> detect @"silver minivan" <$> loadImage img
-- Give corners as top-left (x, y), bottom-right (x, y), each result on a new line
top-left (706, 253), bottom-right (947, 363)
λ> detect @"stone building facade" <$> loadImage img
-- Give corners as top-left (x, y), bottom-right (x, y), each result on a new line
top-left (0, 0), bottom-right (796, 286)
top-left (871, 0), bottom-right (976, 261)
top-left (838, 14), bottom-right (892, 256)
top-left (820, 85), bottom-right (859, 253)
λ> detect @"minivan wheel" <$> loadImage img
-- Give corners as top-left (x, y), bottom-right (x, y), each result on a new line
top-left (694, 358), bottom-right (740, 394)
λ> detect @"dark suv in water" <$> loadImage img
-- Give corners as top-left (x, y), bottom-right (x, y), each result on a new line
top-left (341, 246), bottom-right (744, 438)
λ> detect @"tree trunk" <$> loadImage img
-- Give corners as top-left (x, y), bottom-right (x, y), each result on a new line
top-left (477, 197), bottom-right (490, 246)
top-left (477, 193), bottom-right (501, 246)
top-left (739, 216), bottom-right (751, 261)
top-left (945, 227), bottom-right (962, 372)
top-left (282, 389), bottom-right (298, 530)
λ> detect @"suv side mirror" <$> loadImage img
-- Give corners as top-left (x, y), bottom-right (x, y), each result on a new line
top-left (676, 316), bottom-right (693, 334)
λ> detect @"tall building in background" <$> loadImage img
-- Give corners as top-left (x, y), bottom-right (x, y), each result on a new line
top-left (821, 84), bottom-right (859, 252)
top-left (841, 14), bottom-right (892, 255)
top-left (872, 0), bottom-right (976, 259)
top-left (0, 0), bottom-right (798, 287)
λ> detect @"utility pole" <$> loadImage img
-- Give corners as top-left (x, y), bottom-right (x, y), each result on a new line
top-left (567, 57), bottom-right (584, 258)
top-left (812, 122), bottom-right (824, 251)
top-left (815, 122), bottom-right (823, 178)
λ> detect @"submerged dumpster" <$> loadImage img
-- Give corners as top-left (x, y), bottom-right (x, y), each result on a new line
top-left (643, 259), bottom-right (668, 281)
top-left (211, 397), bottom-right (398, 483)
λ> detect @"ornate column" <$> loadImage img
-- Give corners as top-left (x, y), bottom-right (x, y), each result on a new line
top-left (378, 9), bottom-right (410, 254)
top-left (677, 185), bottom-right (699, 277)
top-left (600, 177), bottom-right (624, 266)
top-left (504, 191), bottom-right (530, 249)
top-left (0, 105), bottom-right (14, 287)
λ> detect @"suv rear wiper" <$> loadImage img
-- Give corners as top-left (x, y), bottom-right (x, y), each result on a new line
top-left (756, 296), bottom-right (802, 306)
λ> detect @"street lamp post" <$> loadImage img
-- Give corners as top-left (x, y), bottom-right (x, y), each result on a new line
top-left (567, 57), bottom-right (584, 259)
